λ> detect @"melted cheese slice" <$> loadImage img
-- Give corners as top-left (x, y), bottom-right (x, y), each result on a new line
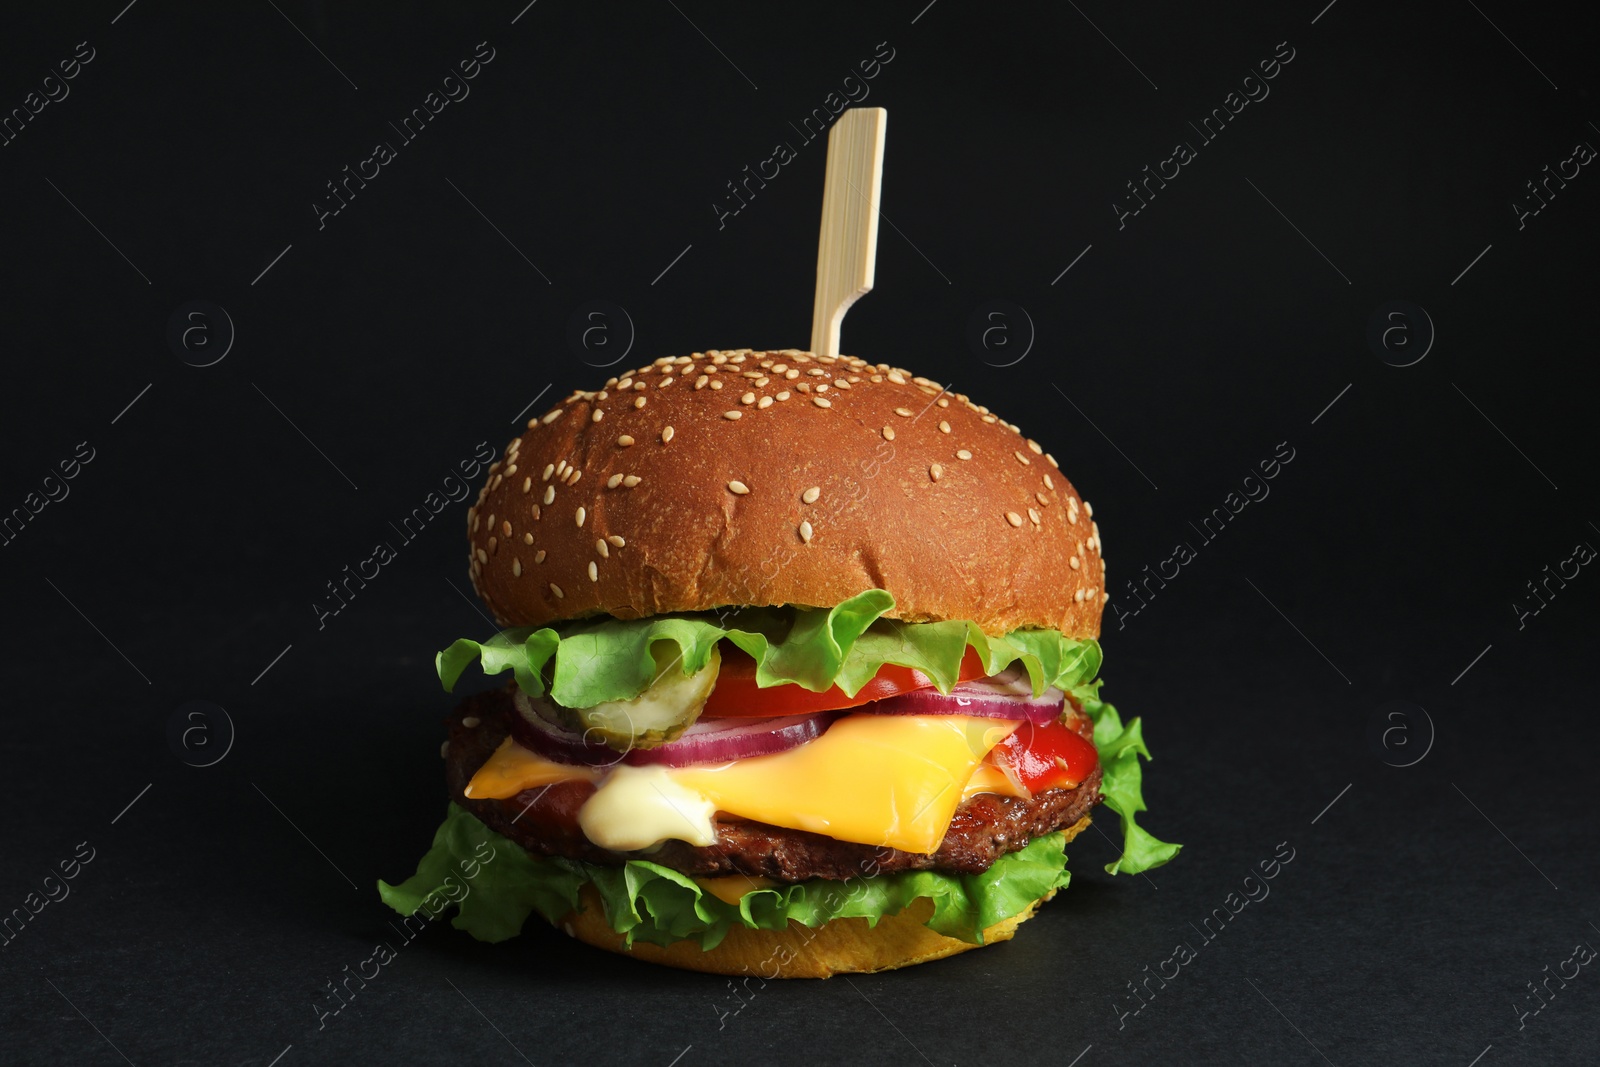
top-left (463, 738), bottom-right (599, 799)
top-left (665, 715), bottom-right (1017, 854)
top-left (464, 715), bottom-right (1019, 856)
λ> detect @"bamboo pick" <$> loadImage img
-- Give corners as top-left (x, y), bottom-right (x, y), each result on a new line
top-left (810, 107), bottom-right (887, 358)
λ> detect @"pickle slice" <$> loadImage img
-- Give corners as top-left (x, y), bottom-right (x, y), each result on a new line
top-left (569, 642), bottom-right (721, 749)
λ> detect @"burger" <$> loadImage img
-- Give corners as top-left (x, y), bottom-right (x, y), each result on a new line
top-left (379, 348), bottom-right (1178, 977)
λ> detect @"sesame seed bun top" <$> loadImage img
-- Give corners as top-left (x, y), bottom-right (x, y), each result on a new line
top-left (466, 349), bottom-right (1106, 637)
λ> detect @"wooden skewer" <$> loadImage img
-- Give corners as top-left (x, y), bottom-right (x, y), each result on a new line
top-left (810, 107), bottom-right (887, 358)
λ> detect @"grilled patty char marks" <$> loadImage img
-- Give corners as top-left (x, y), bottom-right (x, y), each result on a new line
top-left (443, 688), bottom-right (1102, 882)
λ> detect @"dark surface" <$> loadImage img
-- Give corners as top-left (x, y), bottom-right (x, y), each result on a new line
top-left (3, 1), bottom-right (1598, 1064)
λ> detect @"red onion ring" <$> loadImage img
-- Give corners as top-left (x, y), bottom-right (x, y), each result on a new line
top-left (510, 691), bottom-right (835, 768)
top-left (623, 712), bottom-right (836, 767)
top-left (865, 665), bottom-right (1064, 725)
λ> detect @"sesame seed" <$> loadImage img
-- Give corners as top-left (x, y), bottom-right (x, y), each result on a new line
top-left (618, 435), bottom-right (635, 447)
top-left (522, 532), bottom-right (534, 545)
top-left (532, 505), bottom-right (540, 520)
top-left (543, 486), bottom-right (556, 505)
top-left (755, 377), bottom-right (770, 387)
top-left (575, 507), bottom-right (586, 527)
top-left (888, 372), bottom-right (906, 384)
top-left (1014, 450), bottom-right (1031, 466)
top-left (741, 391), bottom-right (756, 405)
top-left (441, 740), bottom-right (450, 758)
top-left (882, 426), bottom-right (895, 441)
top-left (1044, 474), bottom-right (1055, 490)
top-left (785, 368), bottom-right (800, 380)
top-left (1027, 439), bottom-right (1043, 455)
top-left (490, 474), bottom-right (502, 490)
top-left (728, 480), bottom-right (750, 495)
top-left (475, 548), bottom-right (487, 564)
top-left (1028, 508), bottom-right (1041, 525)
top-left (543, 464), bottom-right (556, 481)
top-left (710, 379), bottom-right (724, 390)
top-left (662, 425), bottom-right (675, 443)
top-left (982, 414), bottom-right (997, 424)
top-left (831, 379), bottom-right (849, 390)
top-left (512, 559), bottom-right (522, 577)
top-left (939, 420), bottom-right (951, 434)
top-left (501, 520), bottom-right (512, 537)
top-left (634, 396), bottom-right (647, 408)
top-left (1046, 453), bottom-right (1060, 468)
top-left (894, 407), bottom-right (913, 417)
top-left (1069, 556), bottom-right (1081, 570)
top-left (776, 391), bottom-right (791, 401)
top-left (591, 409), bottom-right (604, 423)
top-left (607, 473), bottom-right (623, 489)
top-left (937, 398), bottom-right (950, 408)
top-left (622, 475), bottom-right (641, 487)
top-left (566, 469), bottom-right (581, 486)
top-left (488, 513), bottom-right (496, 528)
top-left (1036, 492), bottom-right (1050, 506)
top-left (658, 377), bottom-right (673, 388)
top-left (535, 550), bottom-right (546, 563)
top-left (463, 716), bottom-right (481, 728)
top-left (817, 383), bottom-right (829, 394)
top-left (813, 396), bottom-right (831, 408)
top-left (724, 410), bottom-right (742, 420)
top-left (542, 409), bottom-right (563, 424)
top-left (930, 463), bottom-right (943, 481)
top-left (617, 377), bottom-right (633, 389)
top-left (798, 520), bottom-right (813, 543)
top-left (504, 463), bottom-right (518, 475)
top-left (550, 583), bottom-right (565, 599)
top-left (607, 534), bottom-right (625, 547)
top-left (695, 375), bottom-right (709, 389)
top-left (588, 561), bottom-right (598, 582)
top-left (596, 538), bottom-right (609, 558)
top-left (758, 396), bottom-right (773, 409)
top-left (1005, 511), bottom-right (1024, 527)
top-left (522, 476), bottom-right (532, 493)
top-left (1084, 501), bottom-right (1094, 517)
top-left (957, 450), bottom-right (973, 460)
top-left (1074, 588), bottom-right (1085, 603)
top-left (802, 486), bottom-right (821, 504)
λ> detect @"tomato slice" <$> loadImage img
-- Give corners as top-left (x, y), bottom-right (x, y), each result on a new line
top-left (989, 718), bottom-right (1099, 795)
top-left (700, 645), bottom-right (989, 717)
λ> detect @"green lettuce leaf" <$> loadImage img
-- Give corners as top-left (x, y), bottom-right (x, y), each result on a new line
top-left (436, 589), bottom-right (1103, 709)
top-left (379, 804), bottom-right (1074, 950)
top-left (1075, 682), bottom-right (1182, 875)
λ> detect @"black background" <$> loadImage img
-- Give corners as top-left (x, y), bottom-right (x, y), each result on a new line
top-left (3, 1), bottom-right (1598, 1064)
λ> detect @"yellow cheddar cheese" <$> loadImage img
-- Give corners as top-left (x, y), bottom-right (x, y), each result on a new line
top-left (463, 715), bottom-right (1020, 856)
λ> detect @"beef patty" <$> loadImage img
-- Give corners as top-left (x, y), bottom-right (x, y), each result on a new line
top-left (442, 688), bottom-right (1102, 883)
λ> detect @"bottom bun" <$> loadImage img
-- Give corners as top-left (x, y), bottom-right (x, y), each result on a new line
top-left (556, 815), bottom-right (1091, 978)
